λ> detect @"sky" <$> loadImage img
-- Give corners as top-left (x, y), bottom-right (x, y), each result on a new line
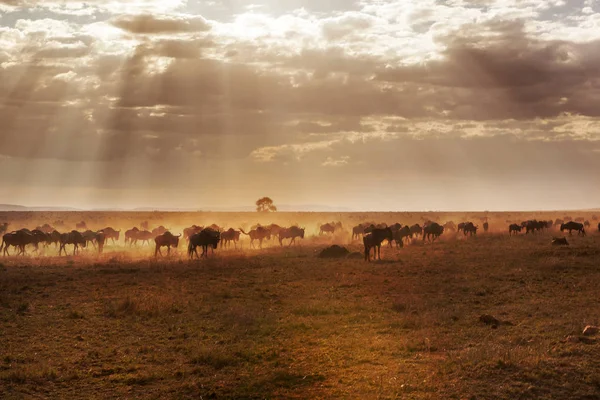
top-left (0, 0), bottom-right (600, 211)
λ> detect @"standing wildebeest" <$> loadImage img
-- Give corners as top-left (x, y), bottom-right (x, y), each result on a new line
top-left (483, 222), bottom-right (489, 233)
top-left (463, 222), bottom-right (478, 236)
top-left (76, 221), bottom-right (87, 231)
top-left (45, 230), bottom-right (62, 248)
top-left (457, 222), bottom-right (466, 234)
top-left (101, 227), bottom-right (120, 244)
top-left (220, 228), bottom-right (241, 249)
top-left (364, 227), bottom-right (394, 262)
top-left (598, 222), bottom-right (600, 232)
top-left (1, 230), bottom-right (35, 256)
top-left (393, 226), bottom-right (412, 248)
top-left (154, 232), bottom-right (181, 257)
top-left (319, 223), bottom-right (335, 235)
top-left (152, 226), bottom-right (170, 237)
top-left (278, 226), bottom-right (305, 246)
top-left (125, 227), bottom-right (140, 246)
top-left (524, 220), bottom-right (544, 234)
top-left (409, 224), bottom-right (422, 238)
top-left (82, 230), bottom-right (99, 248)
top-left (134, 230), bottom-right (153, 246)
top-left (352, 224), bottom-right (366, 240)
top-left (267, 224), bottom-right (284, 239)
top-left (560, 222), bottom-right (585, 236)
top-left (59, 231), bottom-right (87, 256)
top-left (239, 227), bottom-right (271, 249)
top-left (443, 221), bottom-right (456, 232)
top-left (509, 224), bottom-right (522, 236)
top-left (183, 225), bottom-right (203, 241)
top-left (423, 222), bottom-right (444, 242)
top-left (188, 229), bottom-right (221, 259)
top-left (584, 220), bottom-right (591, 228)
top-left (0, 222), bottom-right (9, 236)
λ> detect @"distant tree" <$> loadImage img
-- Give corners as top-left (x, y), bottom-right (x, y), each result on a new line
top-left (256, 197), bottom-right (277, 213)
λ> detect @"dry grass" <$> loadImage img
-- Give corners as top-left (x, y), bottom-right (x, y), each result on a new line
top-left (0, 211), bottom-right (599, 399)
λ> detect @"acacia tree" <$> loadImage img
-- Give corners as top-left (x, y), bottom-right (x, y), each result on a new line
top-left (256, 197), bottom-right (277, 213)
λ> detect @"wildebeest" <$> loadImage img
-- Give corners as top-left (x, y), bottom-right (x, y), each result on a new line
top-left (319, 223), bottom-right (335, 235)
top-left (1, 230), bottom-right (35, 256)
top-left (152, 226), bottom-right (170, 237)
top-left (125, 227), bottom-right (140, 246)
top-left (524, 220), bottom-right (545, 234)
top-left (0, 222), bottom-right (9, 236)
top-left (551, 237), bottom-right (569, 246)
top-left (188, 229), bottom-right (220, 259)
top-left (35, 224), bottom-right (55, 234)
top-left (133, 230), bottom-right (153, 246)
top-left (483, 222), bottom-right (489, 233)
top-left (584, 220), bottom-right (591, 228)
top-left (392, 226), bottom-right (411, 248)
top-left (239, 227), bottom-right (271, 249)
top-left (457, 222), bottom-right (466, 234)
top-left (184, 225), bottom-right (203, 241)
top-left (509, 224), bottom-right (522, 236)
top-left (364, 227), bottom-right (394, 262)
top-left (598, 222), bottom-right (600, 232)
top-left (278, 226), bottom-right (305, 246)
top-left (560, 221), bottom-right (585, 236)
top-left (154, 231), bottom-right (181, 257)
top-left (220, 228), bottom-right (241, 249)
top-left (82, 230), bottom-right (99, 248)
top-left (352, 224), bottom-right (365, 240)
top-left (463, 222), bottom-right (478, 236)
top-left (45, 230), bottom-right (62, 247)
top-left (76, 221), bottom-right (87, 231)
top-left (409, 224), bottom-right (422, 238)
top-left (59, 231), bottom-right (87, 256)
top-left (443, 221), bottom-right (456, 232)
top-left (101, 227), bottom-right (120, 244)
top-left (266, 224), bottom-right (284, 239)
top-left (423, 222), bottom-right (444, 242)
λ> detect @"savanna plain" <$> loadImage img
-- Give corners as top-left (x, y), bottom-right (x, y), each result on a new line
top-left (1, 211), bottom-right (600, 399)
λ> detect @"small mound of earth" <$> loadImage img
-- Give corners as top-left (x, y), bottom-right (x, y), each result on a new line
top-left (318, 245), bottom-right (350, 258)
top-left (347, 252), bottom-right (363, 259)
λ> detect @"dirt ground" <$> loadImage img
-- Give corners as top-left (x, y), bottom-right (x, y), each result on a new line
top-left (1, 211), bottom-right (599, 399)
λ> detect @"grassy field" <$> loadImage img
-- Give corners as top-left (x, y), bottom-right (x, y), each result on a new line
top-left (1, 212), bottom-right (600, 399)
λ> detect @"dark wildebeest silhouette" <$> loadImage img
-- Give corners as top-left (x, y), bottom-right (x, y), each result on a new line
top-left (45, 230), bottom-right (61, 248)
top-left (59, 231), bottom-right (87, 256)
top-left (597, 222), bottom-right (600, 232)
top-left (188, 229), bottom-right (221, 259)
top-left (266, 224), bottom-right (284, 239)
top-left (239, 227), bottom-right (271, 249)
top-left (125, 227), bottom-right (140, 246)
top-left (220, 228), bottom-right (241, 249)
top-left (82, 230), bottom-right (99, 248)
top-left (409, 224), bottom-right (422, 238)
top-left (457, 222), bottom-right (466, 234)
top-left (483, 222), bottom-right (489, 233)
top-left (524, 220), bottom-right (544, 234)
top-left (560, 222), bottom-right (585, 236)
top-left (463, 222), bottom-right (478, 236)
top-left (101, 227), bottom-right (120, 244)
top-left (134, 230), bottom-right (153, 246)
top-left (363, 227), bottom-right (394, 262)
top-left (393, 226), bottom-right (411, 248)
top-left (278, 226), bottom-right (305, 246)
top-left (423, 222), bottom-right (444, 242)
top-left (154, 232), bottom-right (181, 257)
top-left (319, 223), bottom-right (335, 235)
top-left (509, 224), bottom-right (522, 236)
top-left (551, 237), bottom-right (569, 246)
top-left (352, 224), bottom-right (366, 240)
top-left (1, 230), bottom-right (35, 256)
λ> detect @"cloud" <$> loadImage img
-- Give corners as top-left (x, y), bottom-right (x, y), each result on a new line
top-left (112, 14), bottom-right (211, 34)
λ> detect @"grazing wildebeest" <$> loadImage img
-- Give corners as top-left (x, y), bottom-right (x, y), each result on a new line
top-left (463, 222), bottom-right (478, 236)
top-left (423, 222), bottom-right (444, 242)
top-left (188, 229), bottom-right (221, 259)
top-left (409, 224), bottom-right (422, 238)
top-left (125, 227), bottom-right (140, 246)
top-left (183, 225), bottom-right (203, 241)
top-left (392, 226), bottom-right (411, 248)
top-left (278, 226), bottom-right (305, 246)
top-left (220, 228), bottom-right (241, 249)
top-left (154, 232), bottom-right (181, 257)
top-left (134, 230), bottom-right (153, 246)
top-left (101, 227), bottom-right (120, 244)
top-left (319, 223), bottom-right (335, 235)
top-left (363, 227), bottom-right (394, 262)
top-left (239, 227), bottom-right (271, 249)
top-left (1, 230), bottom-right (35, 256)
top-left (584, 220), bottom-right (591, 228)
top-left (560, 222), bottom-right (585, 236)
top-left (443, 221), bottom-right (456, 232)
top-left (483, 222), bottom-right (489, 233)
top-left (509, 224), bottom-right (522, 236)
top-left (76, 221), bottom-right (87, 231)
top-left (59, 231), bottom-right (87, 256)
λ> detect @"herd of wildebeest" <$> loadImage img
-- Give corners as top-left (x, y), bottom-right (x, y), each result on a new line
top-left (0, 215), bottom-right (597, 262)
